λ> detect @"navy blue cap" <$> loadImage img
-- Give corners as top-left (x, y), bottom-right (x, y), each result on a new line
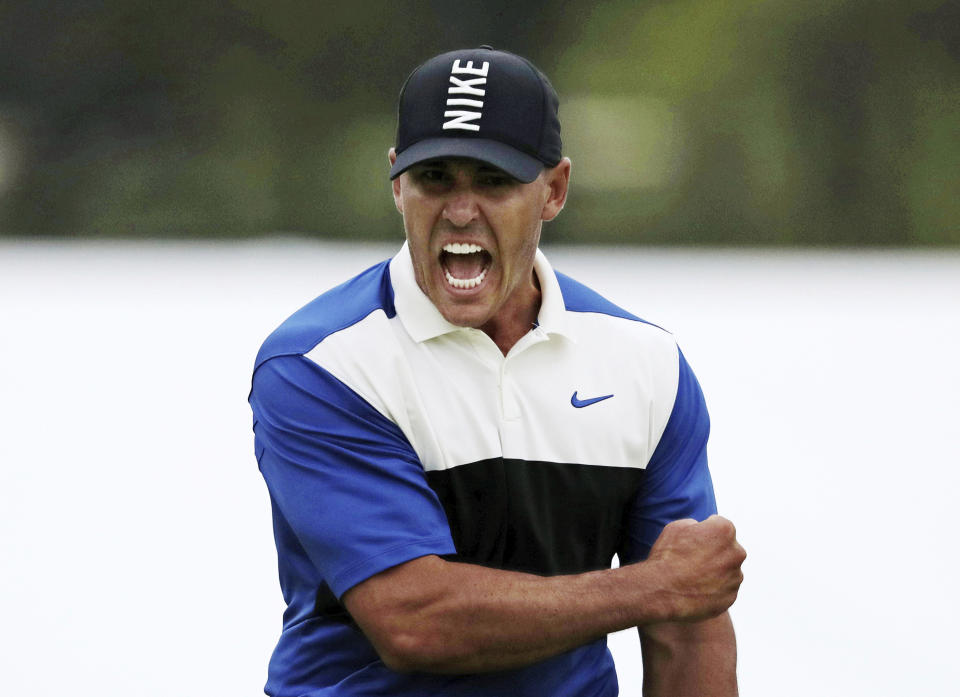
top-left (390, 46), bottom-right (562, 183)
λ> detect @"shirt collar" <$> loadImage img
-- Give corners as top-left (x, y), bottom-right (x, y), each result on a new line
top-left (389, 241), bottom-right (572, 344)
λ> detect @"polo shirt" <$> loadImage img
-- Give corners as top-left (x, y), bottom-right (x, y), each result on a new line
top-left (249, 243), bottom-right (717, 696)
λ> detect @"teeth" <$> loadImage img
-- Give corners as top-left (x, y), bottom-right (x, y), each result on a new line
top-left (445, 268), bottom-right (487, 289)
top-left (441, 242), bottom-right (488, 289)
top-left (443, 242), bottom-right (484, 254)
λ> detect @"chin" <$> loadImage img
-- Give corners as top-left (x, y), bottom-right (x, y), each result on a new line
top-left (437, 301), bottom-right (491, 329)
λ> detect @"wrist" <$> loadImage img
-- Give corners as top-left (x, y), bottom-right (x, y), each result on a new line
top-left (619, 558), bottom-right (677, 626)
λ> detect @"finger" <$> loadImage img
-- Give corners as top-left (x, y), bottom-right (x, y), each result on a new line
top-left (701, 515), bottom-right (737, 537)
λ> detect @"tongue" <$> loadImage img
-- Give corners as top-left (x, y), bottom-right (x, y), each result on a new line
top-left (444, 252), bottom-right (486, 279)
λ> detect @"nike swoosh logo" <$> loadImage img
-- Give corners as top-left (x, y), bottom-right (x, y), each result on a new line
top-left (570, 391), bottom-right (614, 408)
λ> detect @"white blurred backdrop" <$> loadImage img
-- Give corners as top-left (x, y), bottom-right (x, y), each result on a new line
top-left (2, 240), bottom-right (958, 695)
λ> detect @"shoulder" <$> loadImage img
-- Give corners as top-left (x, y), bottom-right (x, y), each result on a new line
top-left (254, 259), bottom-right (396, 372)
top-left (555, 270), bottom-right (649, 324)
top-left (553, 269), bottom-right (677, 364)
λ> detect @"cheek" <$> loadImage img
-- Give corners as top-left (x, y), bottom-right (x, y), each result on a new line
top-left (517, 207), bottom-right (544, 252)
top-left (403, 193), bottom-right (441, 231)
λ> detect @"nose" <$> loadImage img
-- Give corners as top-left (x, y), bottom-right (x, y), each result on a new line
top-left (441, 188), bottom-right (480, 228)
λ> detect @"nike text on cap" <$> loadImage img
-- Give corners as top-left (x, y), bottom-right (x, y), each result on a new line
top-left (390, 45), bottom-right (562, 184)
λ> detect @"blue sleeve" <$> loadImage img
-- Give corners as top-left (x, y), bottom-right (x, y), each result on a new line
top-left (250, 354), bottom-right (456, 598)
top-left (621, 348), bottom-right (718, 563)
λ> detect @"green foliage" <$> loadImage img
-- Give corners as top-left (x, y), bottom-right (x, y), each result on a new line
top-left (0, 0), bottom-right (956, 244)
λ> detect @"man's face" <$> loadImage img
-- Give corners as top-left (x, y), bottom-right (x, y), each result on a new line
top-left (390, 154), bottom-right (569, 333)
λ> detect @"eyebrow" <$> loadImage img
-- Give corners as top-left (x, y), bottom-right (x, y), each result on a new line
top-left (416, 159), bottom-right (507, 174)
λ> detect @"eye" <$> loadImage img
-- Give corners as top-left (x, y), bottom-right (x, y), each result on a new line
top-left (478, 172), bottom-right (515, 188)
top-left (413, 166), bottom-right (450, 186)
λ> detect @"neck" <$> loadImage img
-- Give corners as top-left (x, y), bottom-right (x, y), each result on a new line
top-left (480, 273), bottom-right (542, 356)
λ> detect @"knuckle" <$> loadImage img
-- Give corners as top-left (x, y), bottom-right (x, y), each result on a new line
top-left (734, 543), bottom-right (747, 563)
top-left (719, 517), bottom-right (736, 538)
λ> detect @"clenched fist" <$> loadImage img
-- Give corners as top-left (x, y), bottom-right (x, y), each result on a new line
top-left (645, 515), bottom-right (746, 622)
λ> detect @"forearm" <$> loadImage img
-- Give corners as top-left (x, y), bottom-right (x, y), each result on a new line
top-left (343, 516), bottom-right (745, 675)
top-left (344, 554), bottom-right (671, 674)
top-left (639, 612), bottom-right (738, 697)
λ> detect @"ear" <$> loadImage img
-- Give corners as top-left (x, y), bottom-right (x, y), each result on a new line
top-left (388, 148), bottom-right (404, 214)
top-left (540, 157), bottom-right (571, 222)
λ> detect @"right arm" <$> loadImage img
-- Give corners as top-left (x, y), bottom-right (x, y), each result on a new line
top-left (343, 515), bottom-right (745, 674)
top-left (251, 354), bottom-right (744, 676)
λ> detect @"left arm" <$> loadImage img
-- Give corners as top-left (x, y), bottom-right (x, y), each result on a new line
top-left (627, 347), bottom-right (738, 694)
top-left (638, 611), bottom-right (738, 697)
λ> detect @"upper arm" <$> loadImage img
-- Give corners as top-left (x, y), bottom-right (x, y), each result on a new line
top-left (250, 354), bottom-right (456, 598)
top-left (622, 348), bottom-right (718, 563)
top-left (638, 611), bottom-right (735, 649)
top-left (638, 612), bottom-right (738, 696)
top-left (340, 554), bottom-right (452, 669)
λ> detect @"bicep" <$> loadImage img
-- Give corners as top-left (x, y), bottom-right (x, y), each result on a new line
top-left (341, 554), bottom-right (447, 652)
top-left (623, 348), bottom-right (718, 563)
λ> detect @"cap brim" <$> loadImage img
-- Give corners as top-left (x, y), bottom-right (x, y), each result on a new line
top-left (389, 138), bottom-right (544, 183)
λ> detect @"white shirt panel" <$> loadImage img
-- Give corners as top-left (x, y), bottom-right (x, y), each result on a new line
top-left (389, 321), bottom-right (505, 471)
top-left (304, 245), bottom-right (680, 474)
top-left (302, 310), bottom-right (433, 459)
top-left (498, 312), bottom-right (679, 468)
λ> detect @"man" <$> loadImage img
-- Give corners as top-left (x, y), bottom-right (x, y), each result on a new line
top-left (250, 46), bottom-right (745, 696)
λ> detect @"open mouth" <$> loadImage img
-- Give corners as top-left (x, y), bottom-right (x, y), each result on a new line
top-left (440, 243), bottom-right (492, 290)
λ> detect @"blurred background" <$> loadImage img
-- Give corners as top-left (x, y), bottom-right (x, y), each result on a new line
top-left (0, 0), bottom-right (957, 244)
